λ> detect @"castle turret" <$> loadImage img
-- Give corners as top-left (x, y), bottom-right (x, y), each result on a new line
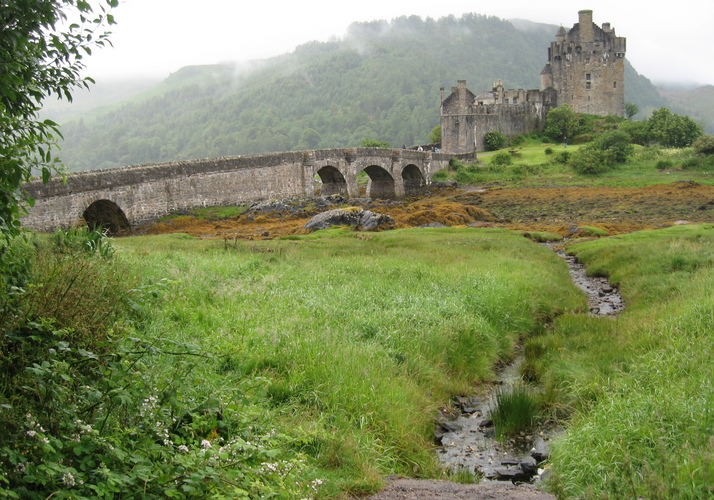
top-left (541, 10), bottom-right (625, 116)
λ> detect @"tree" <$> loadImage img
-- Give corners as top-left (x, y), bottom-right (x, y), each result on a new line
top-left (428, 125), bottom-right (441, 144)
top-left (625, 102), bottom-right (639, 120)
top-left (646, 107), bottom-right (702, 148)
top-left (544, 104), bottom-right (578, 143)
top-left (360, 138), bottom-right (390, 148)
top-left (0, 0), bottom-right (116, 240)
top-left (300, 128), bottom-right (321, 149)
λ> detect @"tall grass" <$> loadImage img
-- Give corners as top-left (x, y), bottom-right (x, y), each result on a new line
top-left (113, 227), bottom-right (582, 492)
top-left (525, 224), bottom-right (714, 499)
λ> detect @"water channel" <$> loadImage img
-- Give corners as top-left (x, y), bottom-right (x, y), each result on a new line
top-left (435, 241), bottom-right (624, 482)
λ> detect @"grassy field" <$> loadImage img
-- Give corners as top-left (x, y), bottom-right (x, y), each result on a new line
top-left (108, 227), bottom-right (582, 497)
top-left (114, 223), bottom-right (714, 499)
top-left (3, 221), bottom-right (713, 498)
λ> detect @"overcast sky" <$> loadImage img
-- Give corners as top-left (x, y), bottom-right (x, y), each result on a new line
top-left (81, 0), bottom-right (713, 87)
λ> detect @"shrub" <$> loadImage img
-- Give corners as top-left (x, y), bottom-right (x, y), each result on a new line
top-left (484, 131), bottom-right (506, 151)
top-left (569, 148), bottom-right (615, 175)
top-left (0, 232), bottom-right (310, 499)
top-left (431, 170), bottom-right (449, 181)
top-left (655, 159), bottom-right (673, 170)
top-left (553, 151), bottom-right (571, 164)
top-left (619, 120), bottom-right (650, 146)
top-left (692, 134), bottom-right (714, 155)
top-left (572, 134), bottom-right (593, 144)
top-left (454, 169), bottom-right (476, 183)
top-left (512, 164), bottom-right (541, 176)
top-left (490, 150), bottom-right (513, 167)
top-left (508, 135), bottom-right (527, 147)
top-left (679, 155), bottom-right (714, 170)
top-left (449, 158), bottom-right (465, 170)
top-left (633, 146), bottom-right (663, 162)
top-left (590, 130), bottom-right (634, 163)
top-left (544, 147), bottom-right (554, 155)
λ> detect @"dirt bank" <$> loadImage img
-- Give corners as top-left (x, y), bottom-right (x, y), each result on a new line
top-left (135, 182), bottom-right (714, 239)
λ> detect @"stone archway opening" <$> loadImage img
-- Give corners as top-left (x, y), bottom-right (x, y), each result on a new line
top-left (402, 164), bottom-right (426, 197)
top-left (82, 200), bottom-right (131, 235)
top-left (315, 165), bottom-right (348, 196)
top-left (363, 165), bottom-right (396, 199)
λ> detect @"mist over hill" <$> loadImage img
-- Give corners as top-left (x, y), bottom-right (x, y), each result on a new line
top-left (53, 13), bottom-right (673, 171)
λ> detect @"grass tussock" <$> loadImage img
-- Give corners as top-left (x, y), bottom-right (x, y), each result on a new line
top-left (490, 384), bottom-right (539, 439)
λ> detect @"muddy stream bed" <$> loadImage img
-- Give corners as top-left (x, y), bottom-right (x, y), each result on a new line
top-left (434, 242), bottom-right (624, 483)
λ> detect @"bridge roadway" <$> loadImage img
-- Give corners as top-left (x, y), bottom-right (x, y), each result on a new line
top-left (21, 148), bottom-right (457, 234)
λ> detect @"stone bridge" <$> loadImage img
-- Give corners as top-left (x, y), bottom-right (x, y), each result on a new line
top-left (22, 148), bottom-right (456, 234)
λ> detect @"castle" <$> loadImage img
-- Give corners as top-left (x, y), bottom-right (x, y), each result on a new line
top-left (440, 10), bottom-right (626, 154)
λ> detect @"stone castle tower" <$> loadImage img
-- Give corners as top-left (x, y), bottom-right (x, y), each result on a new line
top-left (440, 10), bottom-right (626, 154)
top-left (540, 10), bottom-right (626, 116)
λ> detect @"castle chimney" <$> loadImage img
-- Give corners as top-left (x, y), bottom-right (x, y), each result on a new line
top-left (602, 22), bottom-right (611, 32)
top-left (457, 80), bottom-right (467, 105)
top-left (579, 10), bottom-right (594, 42)
top-left (440, 87), bottom-right (444, 103)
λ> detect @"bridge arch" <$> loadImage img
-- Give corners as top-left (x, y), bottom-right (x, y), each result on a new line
top-left (363, 165), bottom-right (396, 199)
top-left (401, 164), bottom-right (426, 197)
top-left (315, 165), bottom-right (348, 196)
top-left (82, 199), bottom-right (131, 235)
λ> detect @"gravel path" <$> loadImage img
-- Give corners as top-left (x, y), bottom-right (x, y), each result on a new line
top-left (360, 477), bottom-right (556, 500)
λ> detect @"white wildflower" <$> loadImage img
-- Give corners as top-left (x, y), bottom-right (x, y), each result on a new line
top-left (62, 472), bottom-right (75, 487)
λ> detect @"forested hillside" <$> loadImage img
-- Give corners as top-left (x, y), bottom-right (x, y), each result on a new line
top-left (658, 85), bottom-right (714, 133)
top-left (55, 14), bottom-right (666, 171)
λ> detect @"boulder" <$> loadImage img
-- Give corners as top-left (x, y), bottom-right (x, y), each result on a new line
top-left (304, 207), bottom-right (394, 232)
top-left (419, 222), bottom-right (449, 228)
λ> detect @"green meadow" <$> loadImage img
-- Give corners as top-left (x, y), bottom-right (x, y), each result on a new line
top-left (1, 224), bottom-right (713, 498)
top-left (438, 139), bottom-right (714, 189)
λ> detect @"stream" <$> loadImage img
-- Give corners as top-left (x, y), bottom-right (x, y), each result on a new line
top-left (435, 241), bottom-right (625, 482)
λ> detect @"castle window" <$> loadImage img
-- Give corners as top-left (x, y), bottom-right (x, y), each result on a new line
top-left (586, 82), bottom-right (591, 90)
top-left (513, 97), bottom-right (518, 104)
top-left (613, 81), bottom-right (617, 88)
top-left (504, 99), bottom-right (509, 104)
top-left (586, 73), bottom-right (591, 81)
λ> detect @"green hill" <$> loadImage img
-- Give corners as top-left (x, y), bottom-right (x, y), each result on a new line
top-left (54, 13), bottom-right (668, 171)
